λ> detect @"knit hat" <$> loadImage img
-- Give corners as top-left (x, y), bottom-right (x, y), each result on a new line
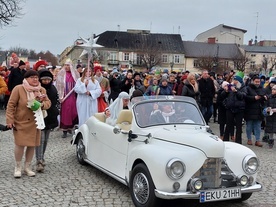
top-left (112, 68), bottom-right (119, 74)
top-left (38, 69), bottom-right (53, 81)
top-left (130, 89), bottom-right (143, 101)
top-left (24, 70), bottom-right (39, 78)
top-left (18, 60), bottom-right (26, 67)
top-left (163, 69), bottom-right (169, 74)
top-left (93, 62), bottom-right (102, 72)
top-left (33, 60), bottom-right (48, 71)
top-left (233, 71), bottom-right (244, 84)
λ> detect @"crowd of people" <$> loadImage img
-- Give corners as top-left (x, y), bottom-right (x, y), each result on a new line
top-left (1, 51), bottom-right (276, 178)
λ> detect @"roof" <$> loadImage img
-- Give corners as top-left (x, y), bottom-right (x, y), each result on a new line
top-left (240, 45), bottom-right (276, 53)
top-left (96, 31), bottom-right (185, 53)
top-left (221, 24), bottom-right (247, 33)
top-left (183, 41), bottom-right (242, 59)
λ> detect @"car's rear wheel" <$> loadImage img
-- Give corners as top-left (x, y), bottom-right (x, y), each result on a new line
top-left (130, 163), bottom-right (160, 207)
top-left (76, 136), bottom-right (86, 165)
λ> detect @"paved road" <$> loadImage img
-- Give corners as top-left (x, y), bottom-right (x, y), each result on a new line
top-left (0, 110), bottom-right (275, 207)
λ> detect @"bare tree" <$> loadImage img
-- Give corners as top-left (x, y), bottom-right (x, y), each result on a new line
top-left (267, 55), bottom-right (276, 76)
top-left (133, 38), bottom-right (162, 70)
top-left (0, 0), bottom-right (25, 27)
top-left (232, 53), bottom-right (250, 72)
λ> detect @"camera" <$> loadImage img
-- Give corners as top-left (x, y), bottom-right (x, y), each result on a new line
top-left (228, 84), bottom-right (234, 91)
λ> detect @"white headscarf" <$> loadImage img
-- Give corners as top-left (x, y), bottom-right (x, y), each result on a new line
top-left (56, 59), bottom-right (80, 99)
top-left (107, 92), bottom-right (131, 125)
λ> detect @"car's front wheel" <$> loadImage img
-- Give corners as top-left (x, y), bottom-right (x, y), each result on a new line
top-left (76, 136), bottom-right (86, 165)
top-left (130, 163), bottom-right (160, 207)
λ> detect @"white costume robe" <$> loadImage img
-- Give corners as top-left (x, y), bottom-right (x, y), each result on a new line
top-left (74, 78), bottom-right (102, 126)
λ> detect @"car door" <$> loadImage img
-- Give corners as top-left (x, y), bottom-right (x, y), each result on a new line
top-left (88, 121), bottom-right (129, 180)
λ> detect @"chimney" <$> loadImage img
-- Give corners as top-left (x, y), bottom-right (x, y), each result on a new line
top-left (248, 39), bottom-right (253, 46)
top-left (208, 37), bottom-right (216, 44)
top-left (259, 41), bottom-right (264, 46)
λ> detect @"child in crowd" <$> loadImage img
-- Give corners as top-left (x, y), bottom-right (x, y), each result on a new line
top-left (263, 85), bottom-right (276, 148)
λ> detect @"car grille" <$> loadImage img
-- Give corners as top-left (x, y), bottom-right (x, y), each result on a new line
top-left (191, 158), bottom-right (222, 189)
top-left (189, 158), bottom-right (236, 190)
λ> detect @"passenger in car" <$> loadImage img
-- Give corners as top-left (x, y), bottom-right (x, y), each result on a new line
top-left (149, 102), bottom-right (177, 124)
top-left (105, 92), bottom-right (131, 126)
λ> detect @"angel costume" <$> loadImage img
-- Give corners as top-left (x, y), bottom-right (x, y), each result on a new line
top-left (74, 77), bottom-right (102, 126)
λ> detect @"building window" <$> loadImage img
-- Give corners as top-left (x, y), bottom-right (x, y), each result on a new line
top-left (250, 61), bottom-right (255, 69)
top-left (194, 59), bottom-right (200, 68)
top-left (109, 52), bottom-right (117, 61)
top-left (124, 53), bottom-right (130, 61)
top-left (136, 54), bottom-right (143, 65)
top-left (162, 55), bottom-right (168, 63)
top-left (251, 54), bottom-right (256, 57)
top-left (174, 55), bottom-right (180, 63)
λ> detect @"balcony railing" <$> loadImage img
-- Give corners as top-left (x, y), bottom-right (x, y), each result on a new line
top-left (108, 60), bottom-right (119, 65)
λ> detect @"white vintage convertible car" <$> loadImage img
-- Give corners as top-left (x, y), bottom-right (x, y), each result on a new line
top-left (72, 95), bottom-right (262, 207)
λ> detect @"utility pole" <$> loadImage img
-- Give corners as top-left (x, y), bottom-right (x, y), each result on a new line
top-left (255, 12), bottom-right (259, 45)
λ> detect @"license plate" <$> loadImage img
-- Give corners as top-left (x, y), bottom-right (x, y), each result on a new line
top-left (200, 187), bottom-right (241, 203)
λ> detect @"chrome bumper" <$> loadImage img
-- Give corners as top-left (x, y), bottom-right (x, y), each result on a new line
top-left (155, 183), bottom-right (262, 200)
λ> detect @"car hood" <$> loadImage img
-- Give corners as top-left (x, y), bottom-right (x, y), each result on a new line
top-left (146, 125), bottom-right (224, 158)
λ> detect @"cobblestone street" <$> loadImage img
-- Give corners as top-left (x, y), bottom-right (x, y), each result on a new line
top-left (0, 110), bottom-right (275, 207)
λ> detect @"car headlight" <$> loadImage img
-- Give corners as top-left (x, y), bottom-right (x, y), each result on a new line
top-left (166, 158), bottom-right (185, 180)
top-left (242, 155), bottom-right (259, 175)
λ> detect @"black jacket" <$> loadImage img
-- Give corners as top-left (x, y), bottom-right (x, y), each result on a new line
top-left (198, 77), bottom-right (215, 107)
top-left (181, 81), bottom-right (200, 103)
top-left (245, 84), bottom-right (266, 121)
top-left (8, 67), bottom-right (26, 92)
top-left (39, 69), bottom-right (59, 130)
top-left (221, 84), bottom-right (247, 113)
top-left (264, 94), bottom-right (276, 133)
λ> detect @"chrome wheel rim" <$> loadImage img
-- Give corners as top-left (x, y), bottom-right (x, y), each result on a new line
top-left (133, 172), bottom-right (149, 204)
top-left (77, 139), bottom-right (85, 160)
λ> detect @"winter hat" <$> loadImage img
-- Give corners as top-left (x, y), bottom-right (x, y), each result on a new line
top-left (161, 76), bottom-right (168, 82)
top-left (130, 89), bottom-right (144, 101)
top-left (233, 71), bottom-right (244, 84)
top-left (18, 60), bottom-right (26, 67)
top-left (93, 62), bottom-right (102, 72)
top-left (163, 69), bottom-right (169, 74)
top-left (33, 60), bottom-right (48, 71)
top-left (38, 69), bottom-right (53, 81)
top-left (112, 68), bottom-right (119, 74)
top-left (24, 70), bottom-right (39, 78)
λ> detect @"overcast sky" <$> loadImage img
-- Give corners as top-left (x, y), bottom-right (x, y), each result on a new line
top-left (0, 0), bottom-right (275, 55)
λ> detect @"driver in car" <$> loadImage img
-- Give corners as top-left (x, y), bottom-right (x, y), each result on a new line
top-left (149, 102), bottom-right (177, 124)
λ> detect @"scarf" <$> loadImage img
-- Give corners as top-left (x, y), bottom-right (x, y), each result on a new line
top-left (22, 79), bottom-right (42, 102)
top-left (22, 79), bottom-right (46, 129)
top-left (162, 109), bottom-right (176, 117)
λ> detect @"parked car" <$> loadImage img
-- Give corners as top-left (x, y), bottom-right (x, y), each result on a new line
top-left (72, 95), bottom-right (262, 207)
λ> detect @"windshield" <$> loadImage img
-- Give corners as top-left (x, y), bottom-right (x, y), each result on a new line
top-left (132, 96), bottom-right (205, 127)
